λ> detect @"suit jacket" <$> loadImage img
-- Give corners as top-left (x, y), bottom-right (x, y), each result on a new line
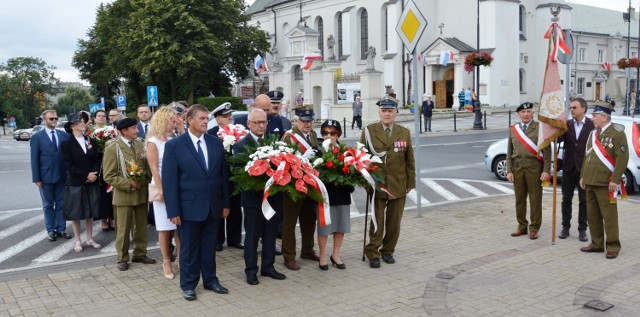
top-left (235, 113), bottom-right (284, 137)
top-left (61, 136), bottom-right (100, 186)
top-left (558, 117), bottom-right (594, 173)
top-left (360, 122), bottom-right (416, 200)
top-left (102, 138), bottom-right (149, 206)
top-left (506, 121), bottom-right (552, 174)
top-left (422, 100), bottom-right (434, 117)
top-left (207, 126), bottom-right (220, 137)
top-left (581, 123), bottom-right (629, 186)
top-left (162, 132), bottom-right (230, 221)
top-left (31, 128), bottom-right (69, 184)
top-left (137, 122), bottom-right (149, 140)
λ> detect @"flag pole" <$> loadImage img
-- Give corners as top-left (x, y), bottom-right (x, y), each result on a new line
top-left (552, 140), bottom-right (559, 245)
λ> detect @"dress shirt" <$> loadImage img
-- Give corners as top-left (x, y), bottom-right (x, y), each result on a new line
top-left (574, 117), bottom-right (586, 139)
top-left (188, 130), bottom-right (208, 168)
top-left (45, 127), bottom-right (58, 146)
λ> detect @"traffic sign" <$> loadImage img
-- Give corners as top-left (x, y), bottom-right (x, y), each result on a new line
top-left (147, 86), bottom-right (158, 107)
top-left (396, 0), bottom-right (428, 53)
top-left (89, 104), bottom-right (103, 114)
top-left (116, 95), bottom-right (127, 110)
top-left (557, 29), bottom-right (573, 65)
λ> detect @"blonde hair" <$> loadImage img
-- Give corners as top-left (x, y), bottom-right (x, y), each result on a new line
top-left (146, 107), bottom-right (177, 143)
top-left (41, 109), bottom-right (57, 118)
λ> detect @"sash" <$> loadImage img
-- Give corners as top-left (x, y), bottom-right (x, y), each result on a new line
top-left (591, 130), bottom-right (627, 202)
top-left (511, 124), bottom-right (542, 162)
top-left (283, 130), bottom-right (311, 153)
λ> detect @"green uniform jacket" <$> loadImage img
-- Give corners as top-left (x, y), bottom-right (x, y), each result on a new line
top-left (581, 123), bottom-right (629, 186)
top-left (102, 138), bottom-right (150, 206)
top-left (360, 122), bottom-right (416, 200)
top-left (281, 126), bottom-right (319, 148)
top-left (506, 121), bottom-right (551, 173)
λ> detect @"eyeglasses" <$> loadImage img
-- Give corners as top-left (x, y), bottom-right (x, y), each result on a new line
top-left (250, 120), bottom-right (267, 126)
top-left (321, 131), bottom-right (338, 136)
top-left (48, 117), bottom-right (59, 121)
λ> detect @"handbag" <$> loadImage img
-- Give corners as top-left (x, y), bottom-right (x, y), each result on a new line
top-left (148, 183), bottom-right (161, 202)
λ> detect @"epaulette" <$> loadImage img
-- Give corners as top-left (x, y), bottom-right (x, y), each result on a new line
top-left (613, 123), bottom-right (625, 132)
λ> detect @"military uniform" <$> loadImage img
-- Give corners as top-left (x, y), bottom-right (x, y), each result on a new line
top-left (280, 108), bottom-right (319, 267)
top-left (102, 121), bottom-right (151, 265)
top-left (506, 105), bottom-right (551, 237)
top-left (360, 99), bottom-right (415, 265)
top-left (581, 103), bottom-right (628, 257)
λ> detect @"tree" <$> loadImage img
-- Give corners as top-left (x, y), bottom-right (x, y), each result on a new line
top-left (0, 57), bottom-right (59, 128)
top-left (54, 86), bottom-right (95, 116)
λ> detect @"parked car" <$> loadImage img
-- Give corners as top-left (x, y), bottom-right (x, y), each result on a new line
top-left (13, 129), bottom-right (23, 141)
top-left (17, 128), bottom-right (34, 141)
top-left (485, 115), bottom-right (640, 193)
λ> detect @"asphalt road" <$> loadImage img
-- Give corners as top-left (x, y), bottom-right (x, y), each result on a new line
top-left (0, 131), bottom-right (537, 271)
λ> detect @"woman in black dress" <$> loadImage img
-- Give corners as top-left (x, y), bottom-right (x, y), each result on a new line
top-left (61, 113), bottom-right (102, 253)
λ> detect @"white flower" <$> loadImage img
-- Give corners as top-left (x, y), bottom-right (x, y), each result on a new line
top-left (322, 139), bottom-right (332, 152)
top-left (302, 149), bottom-right (315, 159)
top-left (312, 158), bottom-right (324, 167)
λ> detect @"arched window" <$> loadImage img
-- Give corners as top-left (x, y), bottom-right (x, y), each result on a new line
top-left (360, 9), bottom-right (369, 60)
top-left (338, 14), bottom-right (343, 58)
top-left (519, 68), bottom-right (526, 93)
top-left (316, 17), bottom-right (324, 57)
top-left (519, 5), bottom-right (526, 39)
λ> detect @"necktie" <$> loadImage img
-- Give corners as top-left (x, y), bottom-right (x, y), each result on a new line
top-left (385, 128), bottom-right (391, 140)
top-left (144, 124), bottom-right (148, 134)
top-left (257, 137), bottom-right (265, 146)
top-left (51, 131), bottom-right (57, 151)
top-left (522, 124), bottom-right (528, 131)
top-left (305, 134), bottom-right (311, 143)
top-left (128, 141), bottom-right (134, 148)
top-left (197, 140), bottom-right (207, 170)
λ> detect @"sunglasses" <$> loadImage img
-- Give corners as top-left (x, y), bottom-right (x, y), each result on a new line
top-left (48, 117), bottom-right (59, 121)
top-left (321, 130), bottom-right (338, 136)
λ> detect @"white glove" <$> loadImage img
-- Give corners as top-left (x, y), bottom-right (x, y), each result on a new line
top-left (302, 149), bottom-right (315, 159)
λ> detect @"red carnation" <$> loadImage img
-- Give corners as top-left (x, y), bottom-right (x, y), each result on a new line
top-left (337, 154), bottom-right (344, 161)
top-left (326, 160), bottom-right (335, 169)
top-left (371, 165), bottom-right (379, 172)
top-left (342, 165), bottom-right (350, 175)
top-left (332, 147), bottom-right (339, 154)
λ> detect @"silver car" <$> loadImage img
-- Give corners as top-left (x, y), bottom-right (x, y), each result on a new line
top-left (484, 138), bottom-right (563, 182)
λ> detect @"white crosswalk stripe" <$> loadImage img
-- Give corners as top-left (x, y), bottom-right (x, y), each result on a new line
top-left (481, 181), bottom-right (514, 194)
top-left (406, 190), bottom-right (430, 205)
top-left (0, 233), bottom-right (46, 264)
top-left (0, 216), bottom-right (41, 240)
top-left (422, 179), bottom-right (460, 201)
top-left (451, 180), bottom-right (489, 197)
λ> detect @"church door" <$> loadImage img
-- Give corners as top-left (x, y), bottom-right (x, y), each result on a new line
top-left (435, 80), bottom-right (447, 108)
top-left (595, 83), bottom-right (601, 100)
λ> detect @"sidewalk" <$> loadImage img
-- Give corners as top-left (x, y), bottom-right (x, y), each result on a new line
top-left (1, 194), bottom-right (639, 316)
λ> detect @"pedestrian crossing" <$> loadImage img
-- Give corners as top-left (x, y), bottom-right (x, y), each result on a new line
top-left (0, 178), bottom-right (544, 270)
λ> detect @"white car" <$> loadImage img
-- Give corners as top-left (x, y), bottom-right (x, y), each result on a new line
top-left (485, 115), bottom-right (640, 193)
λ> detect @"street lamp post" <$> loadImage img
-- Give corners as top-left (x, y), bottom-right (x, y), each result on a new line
top-left (472, 0), bottom-right (483, 129)
top-left (636, 1), bottom-right (640, 114)
top-left (624, 0), bottom-right (632, 115)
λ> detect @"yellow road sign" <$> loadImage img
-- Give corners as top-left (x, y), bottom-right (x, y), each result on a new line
top-left (396, 0), bottom-right (428, 53)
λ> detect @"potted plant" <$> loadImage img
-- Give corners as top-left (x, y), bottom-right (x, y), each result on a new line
top-left (464, 52), bottom-right (494, 73)
top-left (617, 57), bottom-right (640, 69)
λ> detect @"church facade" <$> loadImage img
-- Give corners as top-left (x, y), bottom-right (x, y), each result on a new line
top-left (245, 0), bottom-right (634, 122)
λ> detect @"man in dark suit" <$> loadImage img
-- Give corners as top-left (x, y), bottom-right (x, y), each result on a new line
top-left (31, 109), bottom-right (71, 241)
top-left (163, 104), bottom-right (231, 301)
top-left (421, 95), bottom-right (435, 132)
top-left (233, 108), bottom-right (286, 285)
top-left (558, 97), bottom-right (594, 241)
top-left (235, 94), bottom-right (284, 137)
top-left (136, 104), bottom-right (152, 140)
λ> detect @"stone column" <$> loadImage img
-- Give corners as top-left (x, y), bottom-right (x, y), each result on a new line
top-left (359, 69), bottom-right (384, 123)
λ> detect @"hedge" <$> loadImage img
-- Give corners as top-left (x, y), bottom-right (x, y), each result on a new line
top-left (196, 97), bottom-right (247, 111)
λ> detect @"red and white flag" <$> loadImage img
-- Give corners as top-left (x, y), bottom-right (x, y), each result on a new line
top-left (538, 23), bottom-right (568, 151)
top-left (601, 61), bottom-right (611, 72)
top-left (302, 50), bottom-right (323, 70)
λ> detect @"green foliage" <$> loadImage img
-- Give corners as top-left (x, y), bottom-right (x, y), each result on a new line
top-left (0, 57), bottom-right (59, 128)
top-left (315, 142), bottom-right (384, 190)
top-left (196, 97), bottom-right (247, 111)
top-left (54, 86), bottom-right (95, 116)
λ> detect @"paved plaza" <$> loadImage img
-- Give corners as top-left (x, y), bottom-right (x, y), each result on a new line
top-left (0, 193), bottom-right (639, 316)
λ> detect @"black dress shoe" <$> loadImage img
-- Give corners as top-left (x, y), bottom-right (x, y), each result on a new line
top-left (579, 230), bottom-right (588, 242)
top-left (369, 258), bottom-right (381, 268)
top-left (216, 244), bottom-right (223, 252)
top-left (330, 256), bottom-right (346, 269)
top-left (232, 243), bottom-right (244, 250)
top-left (132, 256), bottom-right (156, 264)
top-left (246, 275), bottom-right (259, 285)
top-left (382, 254), bottom-right (395, 264)
top-left (204, 283), bottom-right (229, 294)
top-left (56, 232), bottom-right (72, 239)
top-left (274, 248), bottom-right (282, 255)
top-left (117, 262), bottom-right (129, 271)
top-left (47, 232), bottom-right (57, 242)
top-left (558, 228), bottom-right (569, 239)
top-left (183, 289), bottom-right (196, 301)
top-left (261, 270), bottom-right (286, 280)
top-left (318, 263), bottom-right (329, 271)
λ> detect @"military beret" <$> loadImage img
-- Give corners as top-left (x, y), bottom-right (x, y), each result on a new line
top-left (266, 90), bottom-right (284, 103)
top-left (212, 102), bottom-right (234, 117)
top-left (378, 98), bottom-right (398, 109)
top-left (516, 102), bottom-right (534, 112)
top-left (592, 101), bottom-right (614, 115)
top-left (116, 118), bottom-right (137, 130)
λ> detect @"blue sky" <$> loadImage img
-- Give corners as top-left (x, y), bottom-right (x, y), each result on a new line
top-left (0, 0), bottom-right (628, 83)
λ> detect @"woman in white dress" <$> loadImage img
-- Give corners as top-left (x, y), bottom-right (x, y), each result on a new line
top-left (146, 107), bottom-right (179, 279)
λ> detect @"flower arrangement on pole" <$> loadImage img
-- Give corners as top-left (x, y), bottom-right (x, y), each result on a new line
top-left (617, 57), bottom-right (640, 69)
top-left (464, 51), bottom-right (493, 73)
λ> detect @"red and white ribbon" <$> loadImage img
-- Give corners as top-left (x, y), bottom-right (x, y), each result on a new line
top-left (591, 130), bottom-right (627, 201)
top-left (283, 130), bottom-right (311, 153)
top-left (544, 22), bottom-right (571, 62)
top-left (512, 124), bottom-right (543, 162)
top-left (344, 148), bottom-right (379, 232)
top-left (261, 161), bottom-right (286, 220)
top-left (310, 173), bottom-right (331, 227)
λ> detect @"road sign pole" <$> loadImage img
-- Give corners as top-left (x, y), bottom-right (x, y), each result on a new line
top-left (412, 48), bottom-right (423, 218)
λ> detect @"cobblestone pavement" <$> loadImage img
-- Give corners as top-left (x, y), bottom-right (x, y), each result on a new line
top-left (1, 194), bottom-right (639, 316)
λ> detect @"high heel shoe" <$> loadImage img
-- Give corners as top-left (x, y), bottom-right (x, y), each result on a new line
top-left (318, 263), bottom-right (329, 271)
top-left (163, 260), bottom-right (174, 280)
top-left (330, 256), bottom-right (346, 269)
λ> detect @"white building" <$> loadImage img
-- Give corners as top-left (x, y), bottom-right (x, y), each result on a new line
top-left (246, 0), bottom-right (637, 122)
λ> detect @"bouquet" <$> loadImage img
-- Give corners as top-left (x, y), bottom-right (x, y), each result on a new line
top-left (464, 52), bottom-right (493, 73)
top-left (314, 139), bottom-right (383, 189)
top-left (217, 124), bottom-right (249, 152)
top-left (90, 126), bottom-right (118, 152)
top-left (126, 157), bottom-right (148, 184)
top-left (617, 57), bottom-right (640, 69)
top-left (231, 141), bottom-right (331, 225)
